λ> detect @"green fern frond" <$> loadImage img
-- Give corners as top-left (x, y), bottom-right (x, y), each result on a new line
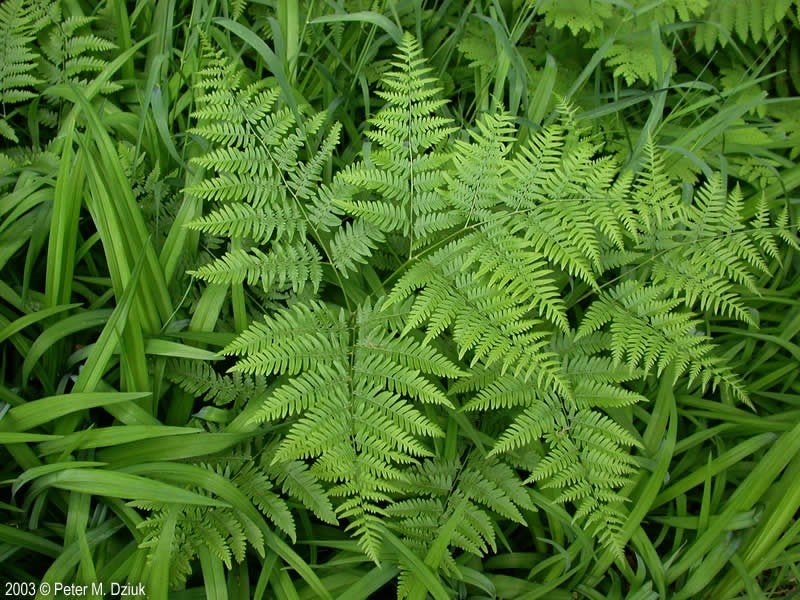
top-left (186, 201), bottom-right (306, 243)
top-left (137, 456), bottom-right (284, 589)
top-left (387, 455), bottom-right (531, 576)
top-left (330, 219), bottom-right (386, 275)
top-left (388, 241), bottom-right (571, 399)
top-left (189, 241), bottom-right (322, 294)
top-left (696, 0), bottom-right (796, 51)
top-left (333, 32), bottom-right (457, 255)
top-left (577, 280), bottom-right (747, 401)
top-left (458, 325), bottom-right (645, 557)
top-left (186, 39), bottom-right (341, 300)
top-left (0, 0), bottom-right (43, 141)
top-left (167, 359), bottom-right (268, 407)
top-left (506, 107), bottom-right (631, 286)
top-left (520, 410), bottom-right (639, 559)
top-left (230, 0), bottom-right (248, 20)
top-left (604, 33), bottom-right (675, 86)
top-left (267, 459), bottom-right (338, 525)
top-left (226, 300), bottom-right (459, 561)
top-left (223, 300), bottom-right (345, 358)
top-left (537, 0), bottom-right (614, 35)
top-left (34, 7), bottom-right (119, 114)
top-left (640, 165), bottom-right (781, 326)
top-left (491, 395), bottom-right (565, 457)
top-left (232, 462), bottom-right (295, 539)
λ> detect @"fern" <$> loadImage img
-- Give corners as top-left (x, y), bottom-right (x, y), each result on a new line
top-left (577, 280), bottom-right (745, 399)
top-left (2, 3), bottom-right (799, 598)
top-left (451, 330), bottom-right (645, 556)
top-left (387, 455), bottom-right (532, 597)
top-left (627, 145), bottom-right (784, 332)
top-left (333, 32), bottom-right (458, 263)
top-left (0, 0), bottom-right (43, 141)
top-left (696, 0), bottom-right (798, 52)
top-left (535, 0), bottom-right (799, 84)
top-left (167, 359), bottom-right (269, 407)
top-left (225, 299), bottom-right (462, 560)
top-left (603, 30), bottom-right (676, 86)
top-left (186, 201), bottom-right (306, 243)
top-left (137, 441), bottom-right (334, 589)
top-left (178, 30), bottom-right (798, 571)
top-left (537, 0), bottom-right (615, 35)
top-left (186, 38), bottom-right (340, 299)
top-left (229, 0), bottom-right (248, 20)
top-left (137, 462), bottom-right (279, 588)
top-left (38, 9), bottom-right (118, 91)
top-left (189, 242), bottom-right (323, 294)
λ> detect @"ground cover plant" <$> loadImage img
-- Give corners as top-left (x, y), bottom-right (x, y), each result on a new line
top-left (1, 0), bottom-right (800, 598)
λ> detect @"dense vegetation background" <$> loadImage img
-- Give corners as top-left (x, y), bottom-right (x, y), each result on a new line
top-left (1, 0), bottom-right (800, 598)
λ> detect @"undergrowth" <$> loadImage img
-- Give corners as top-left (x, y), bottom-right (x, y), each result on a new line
top-left (1, 1), bottom-right (799, 599)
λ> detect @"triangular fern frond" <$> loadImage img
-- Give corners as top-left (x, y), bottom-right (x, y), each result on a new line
top-left (333, 32), bottom-right (457, 257)
top-left (577, 280), bottom-right (747, 401)
top-left (186, 38), bottom-right (341, 301)
top-left (227, 300), bottom-right (460, 561)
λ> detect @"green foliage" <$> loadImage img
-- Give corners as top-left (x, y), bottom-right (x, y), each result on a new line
top-left (38, 11), bottom-right (117, 89)
top-left (696, 0), bottom-right (799, 51)
top-left (185, 41), bottom-right (342, 298)
top-left (0, 0), bottom-right (43, 141)
top-left (388, 455), bottom-right (533, 596)
top-left (137, 442), bottom-right (334, 587)
top-left (168, 359), bottom-right (268, 407)
top-left (1, 1), bottom-right (799, 599)
top-left (334, 33), bottom-right (458, 258)
top-left (536, 0), bottom-right (800, 84)
top-left (227, 299), bottom-right (461, 560)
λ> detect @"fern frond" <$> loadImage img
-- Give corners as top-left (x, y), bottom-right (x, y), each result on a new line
top-left (137, 454), bottom-right (289, 589)
top-left (604, 33), bottom-right (674, 86)
top-left (39, 11), bottom-right (119, 99)
top-left (387, 241), bottom-right (571, 399)
top-left (189, 241), bottom-right (322, 294)
top-left (643, 168), bottom-right (780, 327)
top-left (490, 396), bottom-right (563, 455)
top-left (538, 0), bottom-right (613, 34)
top-left (0, 0), bottom-right (42, 140)
top-left (167, 359), bottom-right (268, 407)
top-left (186, 40), bottom-right (340, 300)
top-left (387, 455), bottom-right (531, 573)
top-left (233, 463), bottom-right (295, 539)
top-left (267, 459), bottom-right (338, 525)
top-left (696, 0), bottom-right (796, 51)
top-left (227, 300), bottom-right (458, 560)
top-left (330, 219), bottom-right (386, 275)
top-left (333, 32), bottom-right (457, 255)
top-left (186, 201), bottom-right (305, 243)
top-left (223, 300), bottom-right (346, 359)
top-left (577, 280), bottom-right (747, 401)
